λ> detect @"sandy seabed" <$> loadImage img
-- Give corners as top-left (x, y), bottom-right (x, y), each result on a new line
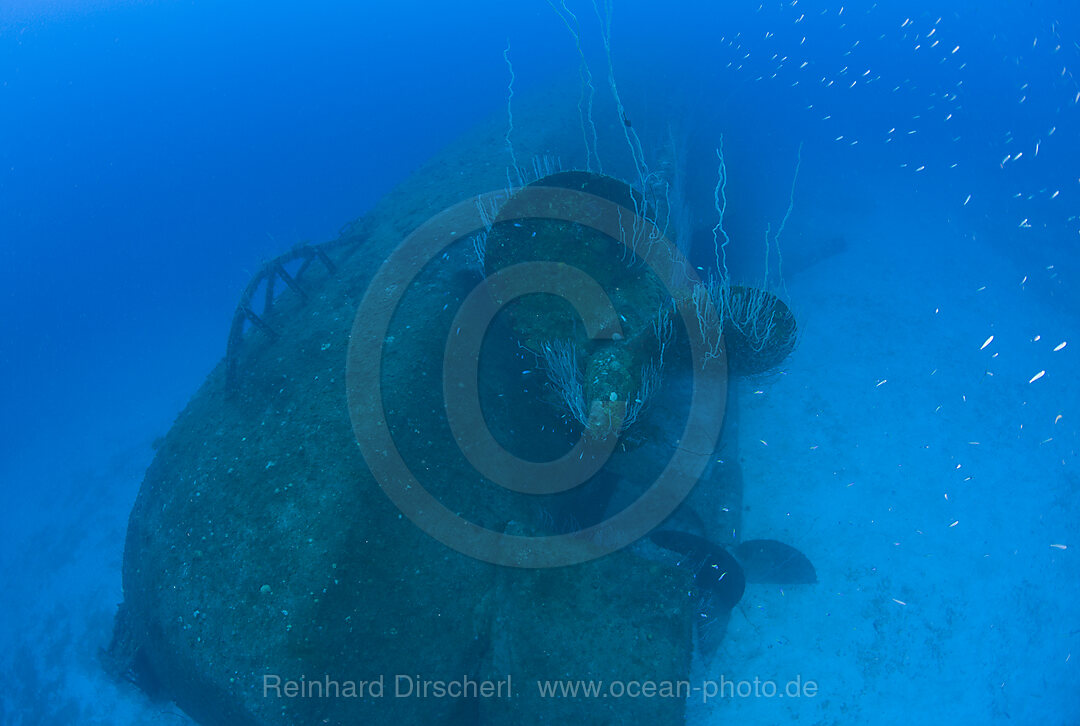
top-left (693, 190), bottom-right (1079, 724)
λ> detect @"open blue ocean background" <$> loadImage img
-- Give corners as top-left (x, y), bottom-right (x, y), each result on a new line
top-left (1, 0), bottom-right (1077, 723)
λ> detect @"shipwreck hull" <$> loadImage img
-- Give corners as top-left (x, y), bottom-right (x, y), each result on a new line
top-left (106, 142), bottom-right (711, 723)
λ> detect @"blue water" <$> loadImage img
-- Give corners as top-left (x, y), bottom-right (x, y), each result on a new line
top-left (1, 0), bottom-right (1077, 723)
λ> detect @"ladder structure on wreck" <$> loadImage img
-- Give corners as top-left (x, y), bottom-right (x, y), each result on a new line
top-left (224, 224), bottom-right (360, 394)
